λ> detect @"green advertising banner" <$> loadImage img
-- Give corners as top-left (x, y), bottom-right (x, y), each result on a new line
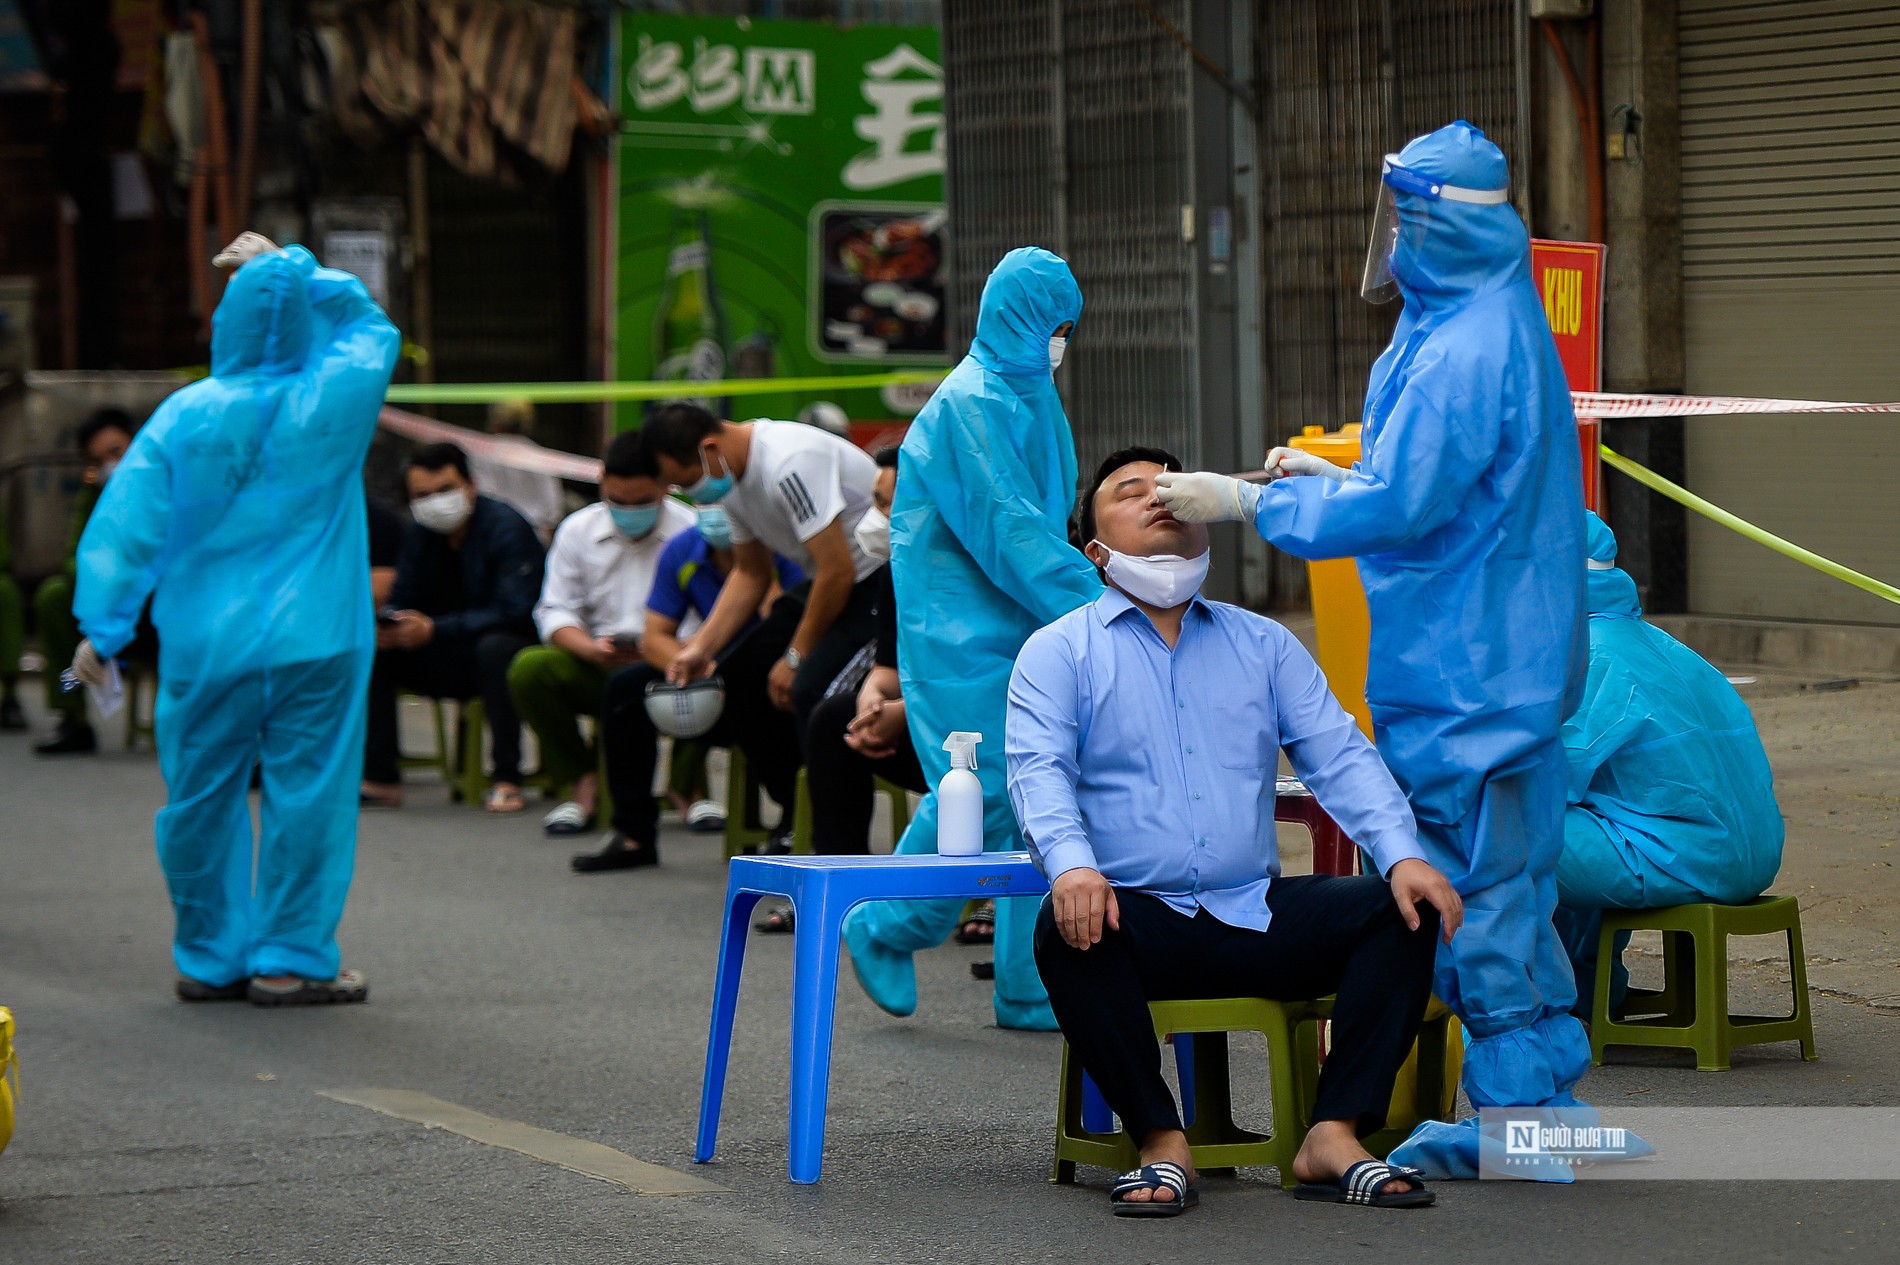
top-left (615, 14), bottom-right (947, 434)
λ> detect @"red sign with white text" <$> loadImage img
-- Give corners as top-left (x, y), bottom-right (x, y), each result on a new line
top-left (1532, 238), bottom-right (1606, 510)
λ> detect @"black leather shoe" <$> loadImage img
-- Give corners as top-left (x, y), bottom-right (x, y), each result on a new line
top-left (571, 832), bottom-right (660, 873)
top-left (0, 696), bottom-right (24, 730)
top-left (34, 718), bottom-right (97, 755)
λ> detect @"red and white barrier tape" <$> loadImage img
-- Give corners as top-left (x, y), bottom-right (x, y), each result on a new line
top-left (378, 407), bottom-right (603, 482)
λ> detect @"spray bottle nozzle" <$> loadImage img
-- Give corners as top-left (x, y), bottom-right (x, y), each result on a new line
top-left (942, 731), bottom-right (982, 770)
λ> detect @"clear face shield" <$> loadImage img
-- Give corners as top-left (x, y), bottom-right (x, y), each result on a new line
top-left (1359, 154), bottom-right (1512, 304)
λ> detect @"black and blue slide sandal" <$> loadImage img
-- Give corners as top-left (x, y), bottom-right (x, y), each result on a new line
top-left (1293, 1158), bottom-right (1434, 1208)
top-left (1110, 1161), bottom-right (1199, 1217)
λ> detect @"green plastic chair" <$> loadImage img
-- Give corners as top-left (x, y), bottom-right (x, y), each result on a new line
top-left (789, 767), bottom-right (913, 856)
top-left (1590, 895), bottom-right (1818, 1072)
top-left (723, 746), bottom-right (775, 858)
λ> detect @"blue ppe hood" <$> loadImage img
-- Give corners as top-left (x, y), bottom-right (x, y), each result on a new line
top-left (211, 252), bottom-right (316, 377)
top-left (1584, 510), bottom-right (1618, 564)
top-left (970, 247), bottom-right (1082, 378)
top-left (1388, 121), bottom-right (1530, 314)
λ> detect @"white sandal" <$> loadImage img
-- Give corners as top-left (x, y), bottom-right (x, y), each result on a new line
top-left (542, 801), bottom-right (592, 836)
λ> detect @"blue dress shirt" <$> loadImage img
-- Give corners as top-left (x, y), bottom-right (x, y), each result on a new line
top-left (1006, 588), bottom-right (1425, 931)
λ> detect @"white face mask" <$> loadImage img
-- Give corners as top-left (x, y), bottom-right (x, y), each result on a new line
top-left (1095, 543), bottom-right (1209, 608)
top-left (1048, 336), bottom-right (1068, 372)
top-left (412, 487), bottom-right (474, 535)
top-left (855, 506), bottom-right (892, 562)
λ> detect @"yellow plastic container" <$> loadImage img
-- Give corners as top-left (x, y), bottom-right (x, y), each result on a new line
top-left (1287, 424), bottom-right (1373, 738)
top-left (0, 1007), bottom-right (16, 1157)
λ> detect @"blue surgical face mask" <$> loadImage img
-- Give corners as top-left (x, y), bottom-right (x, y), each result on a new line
top-left (683, 447), bottom-right (735, 505)
top-left (608, 500), bottom-right (661, 539)
top-left (697, 504), bottom-right (733, 550)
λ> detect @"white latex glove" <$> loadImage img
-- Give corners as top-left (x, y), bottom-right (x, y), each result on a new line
top-left (1152, 471), bottom-right (1261, 524)
top-left (1265, 446), bottom-right (1351, 483)
top-left (70, 639), bottom-right (108, 688)
top-left (212, 231), bottom-right (282, 270)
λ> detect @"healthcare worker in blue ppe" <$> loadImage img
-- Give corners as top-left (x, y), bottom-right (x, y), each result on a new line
top-left (842, 247), bottom-right (1104, 1031)
top-left (1554, 512), bottom-right (1784, 1014)
top-left (1154, 123), bottom-right (1595, 1178)
top-left (70, 232), bottom-right (400, 1006)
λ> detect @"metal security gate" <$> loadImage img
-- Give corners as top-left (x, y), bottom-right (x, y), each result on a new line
top-left (1678, 0), bottom-right (1900, 625)
top-left (1256, 0), bottom-right (1527, 443)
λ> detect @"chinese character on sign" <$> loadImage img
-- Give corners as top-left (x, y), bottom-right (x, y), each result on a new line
top-left (843, 44), bottom-right (944, 191)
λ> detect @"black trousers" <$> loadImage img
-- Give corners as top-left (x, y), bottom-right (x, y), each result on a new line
top-left (363, 630), bottom-right (534, 785)
top-left (1034, 875), bottom-right (1439, 1142)
top-left (804, 690), bottom-right (927, 855)
top-left (784, 575), bottom-right (884, 749)
top-left (601, 598), bottom-right (803, 848)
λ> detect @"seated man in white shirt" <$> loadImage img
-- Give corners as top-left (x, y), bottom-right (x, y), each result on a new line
top-left (638, 402), bottom-right (884, 743)
top-left (507, 431), bottom-right (695, 836)
top-left (1007, 447), bottom-right (1463, 1217)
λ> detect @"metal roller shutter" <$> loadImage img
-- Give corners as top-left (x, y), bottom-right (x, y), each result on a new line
top-left (1679, 0), bottom-right (1900, 625)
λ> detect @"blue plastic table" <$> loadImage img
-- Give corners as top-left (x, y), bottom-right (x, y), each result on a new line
top-left (694, 852), bottom-right (1051, 1183)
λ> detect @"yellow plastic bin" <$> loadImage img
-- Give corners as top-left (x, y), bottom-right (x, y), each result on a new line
top-left (1287, 424), bottom-right (1463, 1134)
top-left (1287, 425), bottom-right (1373, 738)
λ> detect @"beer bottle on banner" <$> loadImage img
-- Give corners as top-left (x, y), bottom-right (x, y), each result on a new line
top-left (653, 212), bottom-right (729, 414)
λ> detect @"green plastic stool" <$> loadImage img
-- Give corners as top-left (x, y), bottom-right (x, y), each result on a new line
top-left (788, 767), bottom-right (913, 855)
top-left (396, 694), bottom-right (455, 786)
top-left (1052, 996), bottom-right (1331, 1189)
top-left (722, 746), bottom-right (774, 858)
top-left (1590, 895), bottom-right (1817, 1072)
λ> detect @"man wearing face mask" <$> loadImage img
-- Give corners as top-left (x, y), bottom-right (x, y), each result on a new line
top-left (507, 431), bottom-right (697, 838)
top-left (842, 246), bottom-right (1105, 1032)
top-left (1011, 448), bottom-right (1461, 1216)
top-left (361, 442), bottom-right (545, 812)
top-left (637, 402), bottom-right (884, 743)
top-left (29, 408), bottom-right (149, 753)
top-left (1152, 122), bottom-right (1596, 1179)
top-left (576, 449), bottom-right (809, 872)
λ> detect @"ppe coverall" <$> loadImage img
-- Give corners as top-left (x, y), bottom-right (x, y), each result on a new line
top-left (1553, 513), bottom-right (1784, 1012)
top-left (843, 247), bottom-right (1103, 1030)
top-left (1252, 123), bottom-right (1591, 1177)
top-left (75, 248), bottom-right (399, 986)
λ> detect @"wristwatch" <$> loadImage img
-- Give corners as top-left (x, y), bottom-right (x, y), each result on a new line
top-left (783, 646), bottom-right (804, 670)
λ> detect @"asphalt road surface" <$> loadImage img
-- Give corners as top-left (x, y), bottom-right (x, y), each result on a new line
top-left (2, 701), bottom-right (1894, 1263)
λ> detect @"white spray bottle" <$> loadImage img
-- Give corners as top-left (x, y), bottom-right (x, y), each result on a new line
top-left (937, 731), bottom-right (984, 856)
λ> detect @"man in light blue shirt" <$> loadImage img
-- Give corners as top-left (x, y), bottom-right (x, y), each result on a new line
top-left (1007, 447), bottom-right (1463, 1217)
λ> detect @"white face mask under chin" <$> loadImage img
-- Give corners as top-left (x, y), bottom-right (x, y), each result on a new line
top-left (1048, 336), bottom-right (1067, 372)
top-left (1096, 543), bottom-right (1209, 608)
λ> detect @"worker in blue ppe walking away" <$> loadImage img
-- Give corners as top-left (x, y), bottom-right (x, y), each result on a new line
top-left (842, 246), bottom-right (1104, 1030)
top-left (70, 233), bottom-right (400, 1006)
top-left (1555, 511), bottom-right (1784, 1015)
top-left (1155, 122), bottom-right (1599, 1178)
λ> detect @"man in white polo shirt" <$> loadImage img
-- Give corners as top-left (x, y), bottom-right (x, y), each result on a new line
top-left (638, 402), bottom-right (883, 743)
top-left (507, 430), bottom-right (695, 836)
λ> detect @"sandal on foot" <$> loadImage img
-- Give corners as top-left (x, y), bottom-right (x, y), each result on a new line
top-left (753, 904), bottom-right (795, 934)
top-left (1111, 1161), bottom-right (1198, 1218)
top-left (542, 801), bottom-right (593, 836)
top-left (954, 903), bottom-right (995, 945)
top-left (485, 784), bottom-right (528, 814)
top-left (176, 976), bottom-right (249, 1002)
top-left (248, 969), bottom-right (369, 1007)
top-left (1293, 1159), bottom-right (1434, 1208)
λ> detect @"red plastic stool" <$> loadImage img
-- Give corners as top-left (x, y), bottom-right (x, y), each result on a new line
top-left (1275, 776), bottom-right (1358, 877)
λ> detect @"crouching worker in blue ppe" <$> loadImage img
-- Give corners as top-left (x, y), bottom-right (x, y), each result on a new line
top-left (842, 246), bottom-right (1103, 1031)
top-left (1015, 449), bottom-right (1462, 1216)
top-left (1153, 123), bottom-right (1598, 1178)
top-left (70, 232), bottom-right (400, 1005)
top-left (1555, 512), bottom-right (1784, 1016)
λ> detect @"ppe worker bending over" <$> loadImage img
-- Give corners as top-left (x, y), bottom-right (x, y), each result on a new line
top-left (72, 234), bottom-right (400, 1005)
top-left (842, 246), bottom-right (1104, 1031)
top-left (1555, 512), bottom-right (1784, 1013)
top-left (1155, 123), bottom-right (1593, 1178)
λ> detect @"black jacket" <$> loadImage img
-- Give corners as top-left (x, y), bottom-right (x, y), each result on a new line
top-left (388, 495), bottom-right (544, 644)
